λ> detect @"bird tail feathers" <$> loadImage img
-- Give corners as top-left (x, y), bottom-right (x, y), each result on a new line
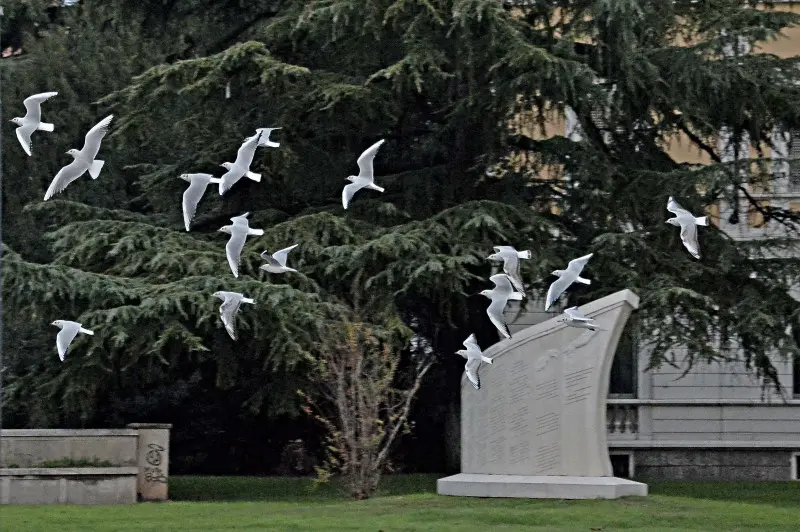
top-left (695, 216), bottom-right (709, 226)
top-left (481, 356), bottom-right (493, 364)
top-left (518, 250), bottom-right (532, 259)
top-left (368, 184), bottom-right (385, 193)
top-left (248, 228), bottom-right (265, 236)
top-left (246, 171), bottom-right (261, 182)
top-left (38, 122), bottom-right (55, 132)
top-left (208, 177), bottom-right (222, 184)
top-left (88, 159), bottom-right (104, 179)
top-left (80, 328), bottom-right (94, 335)
top-left (508, 292), bottom-right (524, 301)
top-left (242, 297), bottom-right (255, 305)
top-left (576, 277), bottom-right (591, 285)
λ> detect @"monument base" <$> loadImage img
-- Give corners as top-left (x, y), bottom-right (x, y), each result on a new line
top-left (437, 473), bottom-right (648, 499)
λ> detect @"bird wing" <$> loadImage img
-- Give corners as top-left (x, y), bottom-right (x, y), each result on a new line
top-left (44, 159), bottom-right (88, 200)
top-left (667, 197), bottom-right (692, 217)
top-left (566, 253), bottom-right (593, 274)
top-left (356, 139), bottom-right (385, 179)
top-left (493, 245), bottom-right (515, 254)
top-left (56, 324), bottom-right (79, 362)
top-left (182, 179), bottom-right (207, 231)
top-left (501, 254), bottom-right (525, 294)
top-left (260, 250), bottom-right (281, 267)
top-left (15, 124), bottom-right (37, 156)
top-left (564, 306), bottom-right (592, 322)
top-left (219, 294), bottom-right (243, 340)
top-left (464, 358), bottom-right (481, 390)
top-left (234, 130), bottom-right (263, 166)
top-left (271, 244), bottom-right (298, 267)
top-left (462, 333), bottom-right (479, 351)
top-left (545, 275), bottom-right (573, 311)
top-left (342, 182), bottom-right (365, 209)
top-left (489, 273), bottom-right (514, 293)
top-left (79, 115), bottom-right (114, 160)
top-left (23, 91), bottom-right (58, 121)
top-left (679, 220), bottom-right (701, 259)
top-left (219, 168), bottom-right (243, 195)
top-left (487, 297), bottom-right (512, 339)
top-left (226, 230), bottom-right (247, 277)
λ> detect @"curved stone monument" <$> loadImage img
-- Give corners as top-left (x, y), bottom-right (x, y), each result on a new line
top-left (438, 289), bottom-right (648, 499)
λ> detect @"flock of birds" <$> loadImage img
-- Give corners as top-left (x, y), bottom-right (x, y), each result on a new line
top-left (11, 91), bottom-right (710, 388)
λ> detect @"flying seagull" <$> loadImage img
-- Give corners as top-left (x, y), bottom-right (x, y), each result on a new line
top-left (342, 139), bottom-right (385, 209)
top-left (218, 212), bottom-right (264, 277)
top-left (456, 333), bottom-right (494, 390)
top-left (260, 244), bottom-right (298, 274)
top-left (11, 91), bottom-right (58, 156)
top-left (487, 245), bottom-right (531, 295)
top-left (254, 127), bottom-right (281, 148)
top-left (545, 253), bottom-right (593, 311)
top-left (558, 306), bottom-right (601, 331)
top-left (51, 320), bottom-right (94, 362)
top-left (44, 115), bottom-right (114, 201)
top-left (180, 173), bottom-right (222, 231)
top-left (219, 130), bottom-right (264, 195)
top-left (213, 291), bottom-right (255, 341)
top-left (479, 273), bottom-right (524, 340)
top-left (666, 196), bottom-right (709, 260)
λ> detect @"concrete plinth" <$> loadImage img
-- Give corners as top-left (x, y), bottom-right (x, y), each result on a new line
top-left (437, 473), bottom-right (648, 499)
top-left (127, 423), bottom-right (171, 501)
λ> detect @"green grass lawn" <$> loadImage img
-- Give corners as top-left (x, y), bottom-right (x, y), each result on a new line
top-left (3, 474), bottom-right (800, 531)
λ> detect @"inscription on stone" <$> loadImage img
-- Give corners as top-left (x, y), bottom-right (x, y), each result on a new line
top-left (565, 367), bottom-right (593, 405)
top-left (535, 442), bottom-right (560, 474)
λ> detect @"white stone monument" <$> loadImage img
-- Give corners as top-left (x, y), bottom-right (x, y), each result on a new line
top-left (438, 289), bottom-right (648, 499)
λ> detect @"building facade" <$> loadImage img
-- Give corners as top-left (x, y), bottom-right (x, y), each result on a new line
top-left (503, 0), bottom-right (800, 480)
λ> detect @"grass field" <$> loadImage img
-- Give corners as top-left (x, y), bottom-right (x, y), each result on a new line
top-left (3, 474), bottom-right (800, 531)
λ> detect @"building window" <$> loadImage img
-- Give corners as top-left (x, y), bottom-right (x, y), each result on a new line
top-left (610, 453), bottom-right (634, 479)
top-left (610, 325), bottom-right (637, 397)
top-left (747, 200), bottom-right (769, 228)
top-left (792, 453), bottom-right (800, 481)
top-left (793, 355), bottom-right (800, 398)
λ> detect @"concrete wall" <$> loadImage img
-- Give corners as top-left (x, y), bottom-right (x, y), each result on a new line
top-left (0, 468), bottom-right (138, 505)
top-left (0, 429), bottom-right (138, 467)
top-left (631, 449), bottom-right (797, 481)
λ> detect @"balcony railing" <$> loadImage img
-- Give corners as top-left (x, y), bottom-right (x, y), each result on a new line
top-left (606, 403), bottom-right (638, 437)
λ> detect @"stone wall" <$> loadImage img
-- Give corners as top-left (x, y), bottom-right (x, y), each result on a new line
top-left (633, 449), bottom-right (796, 481)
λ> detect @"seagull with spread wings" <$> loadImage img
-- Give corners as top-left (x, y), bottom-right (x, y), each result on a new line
top-left (218, 212), bottom-right (264, 277)
top-left (342, 139), bottom-right (385, 209)
top-left (218, 130), bottom-right (264, 195)
top-left (456, 334), bottom-right (494, 390)
top-left (487, 245), bottom-right (531, 295)
top-left (51, 320), bottom-right (94, 362)
top-left (558, 306), bottom-right (601, 331)
top-left (44, 115), bottom-right (113, 201)
top-left (545, 253), bottom-right (593, 311)
top-left (11, 91), bottom-right (58, 156)
top-left (666, 196), bottom-right (709, 260)
top-left (212, 291), bottom-right (255, 341)
top-left (260, 244), bottom-right (299, 274)
top-left (479, 273), bottom-right (524, 340)
top-left (180, 173), bottom-right (222, 231)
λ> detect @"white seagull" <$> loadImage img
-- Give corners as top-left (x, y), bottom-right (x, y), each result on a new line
top-left (218, 212), bottom-right (264, 277)
top-left (254, 127), bottom-right (281, 148)
top-left (51, 320), bottom-right (94, 362)
top-left (487, 245), bottom-right (531, 295)
top-left (456, 333), bottom-right (494, 390)
top-left (479, 273), bottom-right (523, 340)
top-left (219, 130), bottom-right (264, 195)
top-left (180, 173), bottom-right (222, 231)
top-left (260, 244), bottom-right (298, 274)
top-left (545, 253), bottom-right (593, 311)
top-left (44, 115), bottom-right (114, 201)
top-left (558, 306), bottom-right (600, 331)
top-left (11, 91), bottom-right (58, 156)
top-left (342, 139), bottom-right (385, 209)
top-left (666, 196), bottom-right (709, 260)
top-left (213, 291), bottom-right (255, 341)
